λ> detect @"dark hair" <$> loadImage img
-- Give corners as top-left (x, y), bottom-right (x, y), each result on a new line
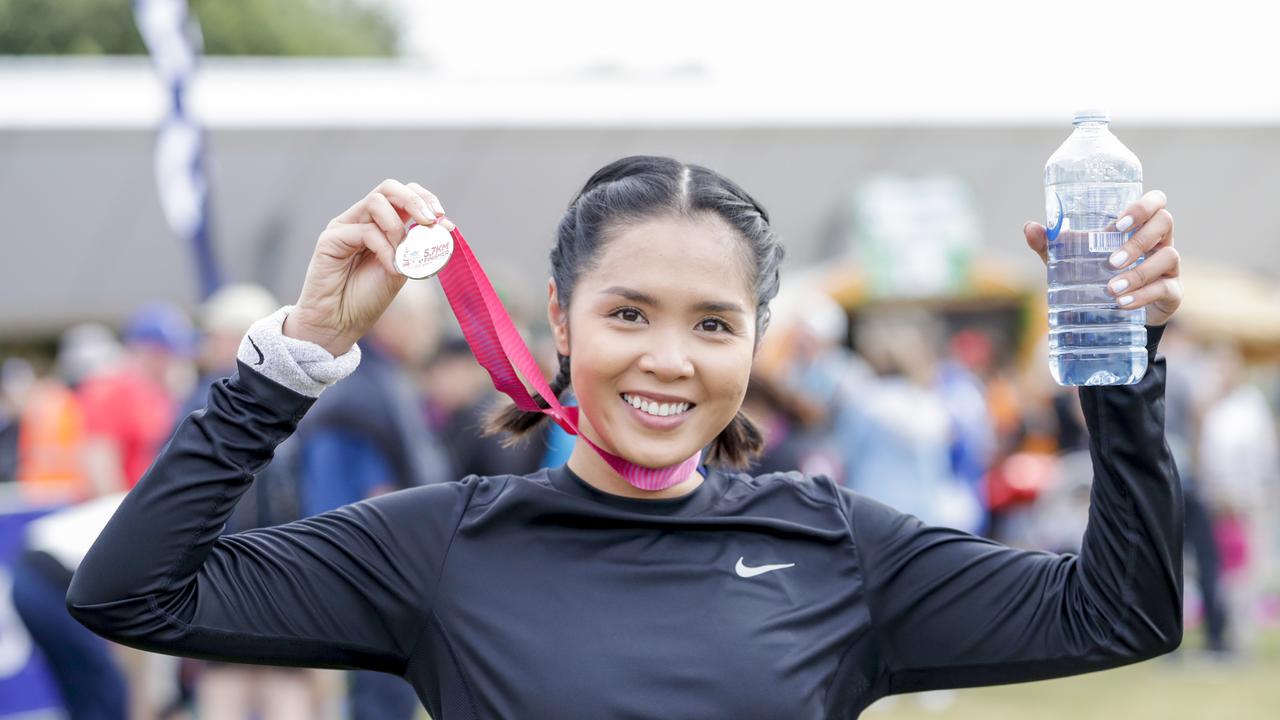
top-left (484, 155), bottom-right (785, 468)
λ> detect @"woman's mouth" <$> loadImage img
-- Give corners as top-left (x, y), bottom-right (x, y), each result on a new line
top-left (619, 392), bottom-right (695, 430)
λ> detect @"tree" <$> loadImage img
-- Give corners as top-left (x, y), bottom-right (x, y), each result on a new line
top-left (0, 0), bottom-right (399, 56)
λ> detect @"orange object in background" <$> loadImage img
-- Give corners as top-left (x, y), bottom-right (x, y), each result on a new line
top-left (16, 379), bottom-right (90, 504)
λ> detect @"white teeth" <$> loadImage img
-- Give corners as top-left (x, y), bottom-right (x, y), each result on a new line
top-left (622, 394), bottom-right (691, 417)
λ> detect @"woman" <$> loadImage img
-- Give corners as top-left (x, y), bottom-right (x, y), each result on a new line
top-left (68, 156), bottom-right (1185, 718)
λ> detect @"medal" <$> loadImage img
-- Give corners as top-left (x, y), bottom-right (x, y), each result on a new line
top-left (395, 222), bottom-right (455, 280)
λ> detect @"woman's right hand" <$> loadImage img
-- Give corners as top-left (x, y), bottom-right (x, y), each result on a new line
top-left (282, 179), bottom-right (454, 357)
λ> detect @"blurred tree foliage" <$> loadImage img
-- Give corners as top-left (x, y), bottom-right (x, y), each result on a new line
top-left (0, 0), bottom-right (399, 55)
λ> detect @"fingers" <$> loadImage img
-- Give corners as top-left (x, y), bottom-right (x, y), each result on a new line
top-left (366, 192), bottom-right (408, 248)
top-left (1115, 189), bottom-right (1167, 233)
top-left (320, 222), bottom-right (398, 277)
top-left (1112, 275), bottom-right (1184, 313)
top-left (1024, 221), bottom-right (1048, 265)
top-left (407, 182), bottom-right (445, 216)
top-left (407, 182), bottom-right (456, 230)
top-left (375, 178), bottom-right (437, 225)
top-left (1109, 190), bottom-right (1172, 268)
top-left (335, 179), bottom-right (437, 226)
top-left (1108, 245), bottom-right (1181, 308)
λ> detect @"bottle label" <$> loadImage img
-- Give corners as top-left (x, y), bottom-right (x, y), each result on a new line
top-left (1088, 231), bottom-right (1124, 253)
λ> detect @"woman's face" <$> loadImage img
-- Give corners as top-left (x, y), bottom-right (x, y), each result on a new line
top-left (548, 212), bottom-right (758, 469)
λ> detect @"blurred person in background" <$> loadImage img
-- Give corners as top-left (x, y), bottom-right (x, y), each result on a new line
top-left (180, 284), bottom-right (281, 415)
top-left (293, 280), bottom-right (453, 720)
top-left (1197, 337), bottom-right (1280, 656)
top-left (935, 327), bottom-right (998, 534)
top-left (740, 372), bottom-right (816, 475)
top-left (78, 302), bottom-right (195, 497)
top-left (780, 290), bottom-right (872, 480)
top-left (842, 310), bottom-right (984, 534)
top-left (1157, 320), bottom-right (1230, 656)
top-left (424, 336), bottom-right (544, 478)
top-left (984, 335), bottom-right (1067, 544)
top-left (1, 357), bottom-right (37, 484)
top-left (13, 324), bottom-right (121, 504)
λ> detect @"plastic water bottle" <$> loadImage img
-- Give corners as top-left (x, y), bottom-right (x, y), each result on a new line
top-left (1044, 109), bottom-right (1147, 386)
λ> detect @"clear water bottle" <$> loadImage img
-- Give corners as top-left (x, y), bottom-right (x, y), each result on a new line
top-left (1044, 109), bottom-right (1147, 386)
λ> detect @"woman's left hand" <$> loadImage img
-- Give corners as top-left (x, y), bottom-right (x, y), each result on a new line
top-left (1023, 189), bottom-right (1183, 327)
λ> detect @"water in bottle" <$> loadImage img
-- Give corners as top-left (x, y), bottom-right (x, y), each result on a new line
top-left (1044, 109), bottom-right (1147, 386)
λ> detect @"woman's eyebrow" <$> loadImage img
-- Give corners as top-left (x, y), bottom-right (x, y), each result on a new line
top-left (599, 285), bottom-right (745, 315)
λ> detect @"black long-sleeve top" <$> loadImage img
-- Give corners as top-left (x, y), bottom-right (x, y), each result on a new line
top-left (67, 325), bottom-right (1181, 719)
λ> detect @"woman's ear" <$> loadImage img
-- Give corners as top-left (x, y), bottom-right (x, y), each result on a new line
top-left (547, 278), bottom-right (570, 356)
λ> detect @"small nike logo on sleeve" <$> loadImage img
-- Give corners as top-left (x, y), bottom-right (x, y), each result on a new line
top-left (735, 557), bottom-right (796, 578)
top-left (248, 336), bottom-right (265, 366)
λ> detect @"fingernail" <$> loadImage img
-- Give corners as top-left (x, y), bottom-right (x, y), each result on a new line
top-left (431, 199), bottom-right (445, 216)
top-left (1109, 250), bottom-right (1129, 268)
top-left (417, 200), bottom-right (433, 220)
top-left (1115, 215), bottom-right (1134, 232)
top-left (1109, 278), bottom-right (1129, 294)
top-left (1117, 294), bottom-right (1134, 306)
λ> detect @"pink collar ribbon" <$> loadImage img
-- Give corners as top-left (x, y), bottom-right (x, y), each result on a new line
top-left (428, 221), bottom-right (703, 491)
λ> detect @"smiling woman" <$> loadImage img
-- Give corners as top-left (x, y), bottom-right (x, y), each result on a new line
top-left (67, 155), bottom-right (1184, 720)
top-left (483, 156), bottom-right (784, 497)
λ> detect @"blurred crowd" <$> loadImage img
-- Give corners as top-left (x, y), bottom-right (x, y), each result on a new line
top-left (1, 286), bottom-right (1278, 719)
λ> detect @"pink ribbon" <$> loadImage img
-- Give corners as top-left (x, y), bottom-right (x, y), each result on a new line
top-left (427, 221), bottom-right (702, 491)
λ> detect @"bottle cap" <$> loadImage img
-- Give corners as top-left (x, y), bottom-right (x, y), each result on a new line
top-left (1072, 108), bottom-right (1110, 125)
top-left (395, 222), bottom-right (454, 280)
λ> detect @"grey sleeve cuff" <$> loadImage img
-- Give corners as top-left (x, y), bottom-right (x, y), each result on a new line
top-left (236, 305), bottom-right (362, 398)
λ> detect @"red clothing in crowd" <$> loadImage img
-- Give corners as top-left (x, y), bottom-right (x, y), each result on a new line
top-left (77, 367), bottom-right (176, 488)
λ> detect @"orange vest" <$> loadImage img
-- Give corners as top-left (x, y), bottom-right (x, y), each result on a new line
top-left (16, 379), bottom-right (91, 504)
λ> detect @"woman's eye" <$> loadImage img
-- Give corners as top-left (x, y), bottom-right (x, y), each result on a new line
top-left (698, 317), bottom-right (732, 333)
top-left (613, 308), bottom-right (644, 323)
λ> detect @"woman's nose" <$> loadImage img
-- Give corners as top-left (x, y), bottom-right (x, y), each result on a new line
top-left (637, 333), bottom-right (694, 380)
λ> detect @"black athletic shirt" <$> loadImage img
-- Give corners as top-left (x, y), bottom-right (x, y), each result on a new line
top-left (67, 325), bottom-right (1182, 719)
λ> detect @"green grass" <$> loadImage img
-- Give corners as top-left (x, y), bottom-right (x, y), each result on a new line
top-left (865, 628), bottom-right (1280, 719)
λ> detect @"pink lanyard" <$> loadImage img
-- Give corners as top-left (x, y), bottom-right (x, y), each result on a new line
top-left (430, 222), bottom-right (703, 491)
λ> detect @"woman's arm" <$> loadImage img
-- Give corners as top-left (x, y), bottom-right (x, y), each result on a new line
top-left (67, 312), bottom-right (479, 674)
top-left (841, 324), bottom-right (1182, 695)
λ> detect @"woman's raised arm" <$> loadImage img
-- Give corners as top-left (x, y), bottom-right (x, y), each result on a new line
top-left (840, 323), bottom-right (1182, 695)
top-left (839, 192), bottom-right (1186, 697)
top-left (68, 181), bottom-right (476, 672)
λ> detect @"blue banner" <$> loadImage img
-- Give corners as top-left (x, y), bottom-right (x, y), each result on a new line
top-left (0, 506), bottom-right (62, 717)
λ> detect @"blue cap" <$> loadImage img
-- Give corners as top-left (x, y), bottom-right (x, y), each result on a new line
top-left (123, 301), bottom-right (197, 356)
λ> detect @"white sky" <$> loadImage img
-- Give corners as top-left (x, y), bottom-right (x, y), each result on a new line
top-left (386, 0), bottom-right (1279, 123)
top-left (4, 0), bottom-right (1275, 127)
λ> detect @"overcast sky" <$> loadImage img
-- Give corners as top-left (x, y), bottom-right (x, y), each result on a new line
top-left (385, 0), bottom-right (1277, 123)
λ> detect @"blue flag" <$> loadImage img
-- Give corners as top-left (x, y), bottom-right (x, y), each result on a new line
top-left (134, 0), bottom-right (222, 299)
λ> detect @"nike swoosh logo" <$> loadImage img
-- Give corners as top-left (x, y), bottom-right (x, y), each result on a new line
top-left (735, 557), bottom-right (795, 578)
top-left (248, 335), bottom-right (265, 366)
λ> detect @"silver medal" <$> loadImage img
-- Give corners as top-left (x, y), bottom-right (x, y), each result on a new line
top-left (395, 222), bottom-right (455, 280)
